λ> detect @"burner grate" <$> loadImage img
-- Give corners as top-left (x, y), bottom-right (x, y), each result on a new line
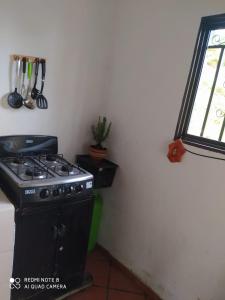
top-left (0, 153), bottom-right (86, 181)
top-left (0, 156), bottom-right (54, 181)
top-left (38, 154), bottom-right (84, 177)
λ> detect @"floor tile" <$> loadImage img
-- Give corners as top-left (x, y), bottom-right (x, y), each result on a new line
top-left (109, 265), bottom-right (144, 294)
top-left (108, 290), bottom-right (146, 300)
top-left (85, 257), bottom-right (110, 287)
top-left (68, 286), bottom-right (106, 300)
top-left (68, 248), bottom-right (160, 300)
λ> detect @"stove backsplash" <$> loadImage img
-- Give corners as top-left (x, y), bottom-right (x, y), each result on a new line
top-left (0, 135), bottom-right (58, 157)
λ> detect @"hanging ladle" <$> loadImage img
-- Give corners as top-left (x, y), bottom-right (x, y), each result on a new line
top-left (8, 57), bottom-right (23, 108)
top-left (23, 61), bottom-right (35, 109)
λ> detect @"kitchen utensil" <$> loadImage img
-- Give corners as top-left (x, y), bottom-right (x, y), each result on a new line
top-left (21, 57), bottom-right (26, 99)
top-left (7, 58), bottom-right (23, 108)
top-left (31, 59), bottom-right (40, 99)
top-left (24, 62), bottom-right (35, 109)
top-left (36, 60), bottom-right (48, 109)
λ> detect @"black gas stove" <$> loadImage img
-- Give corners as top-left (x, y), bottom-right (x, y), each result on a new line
top-left (0, 135), bottom-right (94, 300)
top-left (0, 135), bottom-right (93, 209)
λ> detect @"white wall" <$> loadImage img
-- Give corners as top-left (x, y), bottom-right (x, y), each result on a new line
top-left (99, 1), bottom-right (225, 300)
top-left (4, 1), bottom-right (225, 299)
top-left (0, 0), bottom-right (114, 161)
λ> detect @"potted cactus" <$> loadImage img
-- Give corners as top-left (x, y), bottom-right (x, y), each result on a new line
top-left (89, 116), bottom-right (112, 160)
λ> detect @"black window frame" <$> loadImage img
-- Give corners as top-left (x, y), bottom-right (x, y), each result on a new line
top-left (175, 13), bottom-right (225, 154)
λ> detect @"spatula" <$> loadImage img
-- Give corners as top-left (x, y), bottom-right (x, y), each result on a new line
top-left (36, 59), bottom-right (48, 109)
top-left (31, 58), bottom-right (40, 100)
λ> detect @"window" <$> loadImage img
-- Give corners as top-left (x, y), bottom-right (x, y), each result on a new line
top-left (175, 13), bottom-right (225, 154)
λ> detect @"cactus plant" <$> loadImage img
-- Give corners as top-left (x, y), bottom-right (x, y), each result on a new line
top-left (91, 116), bottom-right (111, 149)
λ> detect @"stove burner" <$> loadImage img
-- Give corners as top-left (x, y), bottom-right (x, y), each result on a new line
top-left (25, 168), bottom-right (44, 178)
top-left (9, 157), bottom-right (26, 166)
top-left (61, 165), bottom-right (73, 173)
top-left (12, 158), bottom-right (23, 164)
top-left (46, 155), bottom-right (57, 162)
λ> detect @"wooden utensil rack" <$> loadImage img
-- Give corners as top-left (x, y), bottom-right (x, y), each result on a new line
top-left (11, 54), bottom-right (46, 62)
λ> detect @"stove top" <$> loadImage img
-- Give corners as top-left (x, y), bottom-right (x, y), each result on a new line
top-left (0, 154), bottom-right (92, 188)
top-left (0, 135), bottom-right (93, 207)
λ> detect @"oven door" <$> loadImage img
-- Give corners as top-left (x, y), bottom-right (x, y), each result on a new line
top-left (12, 206), bottom-right (59, 300)
top-left (56, 197), bottom-right (93, 289)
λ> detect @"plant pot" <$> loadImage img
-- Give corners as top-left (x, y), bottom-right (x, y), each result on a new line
top-left (89, 146), bottom-right (107, 160)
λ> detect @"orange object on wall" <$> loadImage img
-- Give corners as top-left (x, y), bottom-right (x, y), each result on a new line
top-left (167, 139), bottom-right (186, 162)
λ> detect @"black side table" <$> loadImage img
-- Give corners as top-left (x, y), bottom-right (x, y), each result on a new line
top-left (76, 155), bottom-right (118, 189)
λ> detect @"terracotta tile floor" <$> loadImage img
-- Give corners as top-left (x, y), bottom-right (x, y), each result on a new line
top-left (68, 247), bottom-right (159, 300)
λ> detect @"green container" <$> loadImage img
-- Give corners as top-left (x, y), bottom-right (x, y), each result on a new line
top-left (88, 192), bottom-right (103, 253)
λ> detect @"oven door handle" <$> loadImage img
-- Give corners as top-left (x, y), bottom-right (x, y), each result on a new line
top-left (58, 224), bottom-right (66, 238)
top-left (52, 225), bottom-right (58, 240)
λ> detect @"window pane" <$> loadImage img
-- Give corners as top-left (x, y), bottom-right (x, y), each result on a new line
top-left (203, 50), bottom-right (225, 140)
top-left (208, 29), bottom-right (225, 46)
top-left (187, 48), bottom-right (220, 136)
top-left (175, 15), bottom-right (225, 154)
top-left (221, 123), bottom-right (225, 142)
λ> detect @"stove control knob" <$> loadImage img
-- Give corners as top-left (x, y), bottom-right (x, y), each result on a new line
top-left (65, 187), bottom-right (70, 194)
top-left (65, 186), bottom-right (74, 194)
top-left (75, 184), bottom-right (83, 193)
top-left (40, 189), bottom-right (50, 199)
top-left (53, 189), bottom-right (59, 197)
top-left (53, 188), bottom-right (63, 197)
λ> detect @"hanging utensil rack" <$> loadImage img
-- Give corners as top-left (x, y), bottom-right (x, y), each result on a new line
top-left (7, 54), bottom-right (48, 110)
top-left (11, 54), bottom-right (46, 63)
